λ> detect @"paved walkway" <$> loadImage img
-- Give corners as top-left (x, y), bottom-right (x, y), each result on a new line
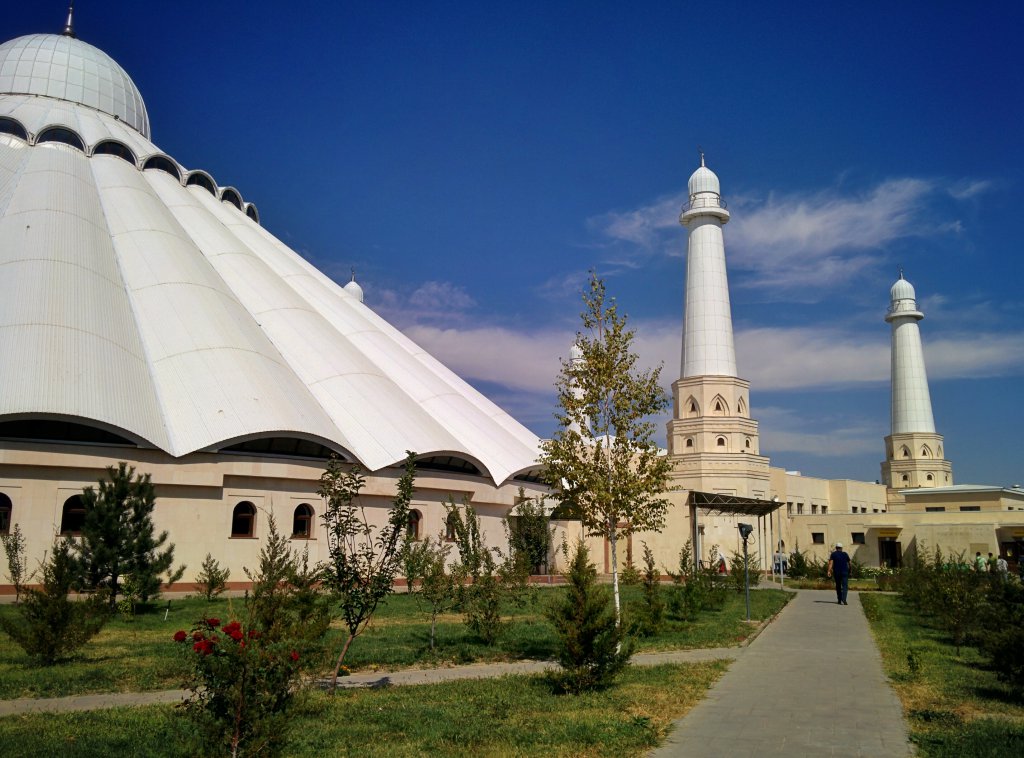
top-left (650, 589), bottom-right (913, 757)
top-left (0, 647), bottom-right (741, 716)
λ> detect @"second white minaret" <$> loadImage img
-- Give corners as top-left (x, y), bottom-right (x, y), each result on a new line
top-left (881, 272), bottom-right (953, 488)
top-left (680, 156), bottom-right (736, 378)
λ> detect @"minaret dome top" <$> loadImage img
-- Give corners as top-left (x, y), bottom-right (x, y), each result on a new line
top-left (890, 275), bottom-right (917, 305)
top-left (688, 163), bottom-right (721, 197)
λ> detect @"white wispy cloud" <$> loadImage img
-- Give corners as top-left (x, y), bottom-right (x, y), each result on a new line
top-left (587, 176), bottom-right (981, 298)
top-left (755, 406), bottom-right (880, 457)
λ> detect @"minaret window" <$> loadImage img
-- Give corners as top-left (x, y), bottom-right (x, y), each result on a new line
top-left (711, 395), bottom-right (729, 416)
top-left (921, 446), bottom-right (932, 458)
top-left (716, 436), bottom-right (727, 448)
top-left (738, 397), bottom-right (747, 416)
top-left (685, 438), bottom-right (694, 449)
top-left (744, 438), bottom-right (751, 449)
top-left (685, 398), bottom-right (699, 418)
top-left (900, 446), bottom-right (910, 459)
top-left (901, 474), bottom-right (909, 483)
top-left (926, 474), bottom-right (934, 483)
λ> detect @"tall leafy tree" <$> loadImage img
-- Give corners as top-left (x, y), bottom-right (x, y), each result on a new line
top-left (72, 462), bottom-right (178, 608)
top-left (540, 273), bottom-right (672, 626)
top-left (318, 452), bottom-right (416, 691)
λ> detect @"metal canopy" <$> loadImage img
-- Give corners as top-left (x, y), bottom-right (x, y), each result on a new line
top-left (689, 490), bottom-right (783, 517)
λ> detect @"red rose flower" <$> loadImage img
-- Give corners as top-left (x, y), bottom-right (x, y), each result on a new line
top-left (193, 639), bottom-right (214, 655)
top-left (192, 631), bottom-right (204, 642)
top-left (173, 630), bottom-right (187, 643)
top-left (222, 621), bottom-right (244, 641)
top-left (290, 650), bottom-right (299, 662)
top-left (247, 629), bottom-right (261, 640)
top-left (205, 617), bottom-right (221, 627)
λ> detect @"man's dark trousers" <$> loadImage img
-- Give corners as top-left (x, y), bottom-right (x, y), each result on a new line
top-left (834, 573), bottom-right (849, 604)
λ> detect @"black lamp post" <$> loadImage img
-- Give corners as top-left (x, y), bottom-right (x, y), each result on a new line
top-left (738, 522), bottom-right (754, 621)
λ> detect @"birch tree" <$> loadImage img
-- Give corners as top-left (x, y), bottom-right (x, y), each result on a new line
top-left (540, 273), bottom-right (671, 626)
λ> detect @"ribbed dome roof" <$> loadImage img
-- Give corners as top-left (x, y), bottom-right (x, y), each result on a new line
top-left (688, 164), bottom-right (721, 196)
top-left (890, 276), bottom-right (916, 303)
top-left (0, 34), bottom-right (149, 138)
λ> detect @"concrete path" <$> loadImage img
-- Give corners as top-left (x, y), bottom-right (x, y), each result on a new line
top-left (650, 589), bottom-right (913, 757)
top-left (0, 647), bottom-right (741, 716)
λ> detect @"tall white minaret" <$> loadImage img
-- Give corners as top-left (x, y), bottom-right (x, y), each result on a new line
top-left (667, 156), bottom-right (768, 498)
top-left (881, 272), bottom-right (952, 488)
top-left (680, 154), bottom-right (737, 378)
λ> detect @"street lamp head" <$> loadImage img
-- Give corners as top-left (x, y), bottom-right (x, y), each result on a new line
top-left (738, 522), bottom-right (754, 541)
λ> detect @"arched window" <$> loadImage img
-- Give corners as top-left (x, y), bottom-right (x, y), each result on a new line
top-left (407, 509), bottom-right (422, 541)
top-left (745, 438), bottom-right (751, 449)
top-left (37, 127), bottom-right (85, 151)
top-left (60, 495), bottom-right (87, 535)
top-left (186, 172), bottom-right (217, 195)
top-left (0, 492), bottom-right (11, 534)
top-left (143, 155), bottom-right (181, 180)
top-left (92, 140), bottom-right (137, 165)
top-left (685, 438), bottom-right (694, 449)
top-left (926, 474), bottom-right (934, 482)
top-left (221, 188), bottom-right (242, 209)
top-left (245, 204), bottom-right (260, 223)
top-left (0, 117), bottom-right (29, 141)
top-left (685, 397), bottom-right (699, 418)
top-left (716, 436), bottom-right (727, 448)
top-left (445, 511), bottom-right (458, 541)
top-left (901, 474), bottom-right (909, 483)
top-left (900, 446), bottom-right (910, 459)
top-left (231, 502), bottom-right (256, 538)
top-left (921, 446), bottom-right (932, 458)
top-left (737, 396), bottom-right (747, 416)
top-left (292, 504), bottom-right (314, 539)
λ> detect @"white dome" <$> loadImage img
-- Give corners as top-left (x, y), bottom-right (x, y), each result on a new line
top-left (0, 34), bottom-right (149, 138)
top-left (890, 276), bottom-right (916, 303)
top-left (688, 164), bottom-right (721, 196)
top-left (343, 278), bottom-right (364, 303)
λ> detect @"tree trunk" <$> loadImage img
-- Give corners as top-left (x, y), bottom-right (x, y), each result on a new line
top-left (430, 610), bottom-right (437, 651)
top-left (609, 520), bottom-right (621, 627)
top-left (330, 632), bottom-right (356, 692)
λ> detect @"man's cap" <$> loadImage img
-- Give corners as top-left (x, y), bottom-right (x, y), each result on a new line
top-left (835, 542), bottom-right (843, 549)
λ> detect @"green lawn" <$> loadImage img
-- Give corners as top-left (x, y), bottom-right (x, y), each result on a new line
top-left (0, 662), bottom-right (727, 757)
top-left (0, 586), bottom-right (790, 699)
top-left (861, 593), bottom-right (1024, 757)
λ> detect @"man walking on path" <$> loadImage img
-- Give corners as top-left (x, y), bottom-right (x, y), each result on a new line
top-left (828, 542), bottom-right (851, 605)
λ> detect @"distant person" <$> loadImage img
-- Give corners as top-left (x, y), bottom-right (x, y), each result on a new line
top-left (996, 555), bottom-right (1009, 581)
top-left (827, 542), bottom-right (851, 605)
top-left (773, 550), bottom-right (787, 575)
top-left (987, 553), bottom-right (998, 573)
top-left (975, 552), bottom-right (986, 572)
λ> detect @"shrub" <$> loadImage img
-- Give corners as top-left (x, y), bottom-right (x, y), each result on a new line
top-left (447, 499), bottom-right (528, 645)
top-left (1, 523), bottom-right (33, 601)
top-left (977, 580), bottom-right (1024, 687)
top-left (618, 562), bottom-right (642, 586)
top-left (0, 540), bottom-right (110, 664)
top-left (175, 617), bottom-right (302, 757)
top-left (729, 549), bottom-right (762, 594)
top-left (546, 539), bottom-right (633, 693)
top-left (404, 536), bottom-right (457, 651)
top-left (506, 489), bottom-right (555, 575)
top-left (629, 542), bottom-right (664, 637)
top-left (195, 553), bottom-right (231, 601)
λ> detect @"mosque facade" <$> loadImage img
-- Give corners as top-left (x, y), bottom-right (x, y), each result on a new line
top-left (0, 19), bottom-right (1020, 592)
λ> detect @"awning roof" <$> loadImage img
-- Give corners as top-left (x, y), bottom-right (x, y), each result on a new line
top-left (688, 491), bottom-right (783, 517)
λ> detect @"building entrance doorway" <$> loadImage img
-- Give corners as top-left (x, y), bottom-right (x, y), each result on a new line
top-left (879, 539), bottom-right (902, 569)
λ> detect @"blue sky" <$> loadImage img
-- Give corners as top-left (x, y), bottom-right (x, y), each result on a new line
top-left (9, 3), bottom-right (1023, 485)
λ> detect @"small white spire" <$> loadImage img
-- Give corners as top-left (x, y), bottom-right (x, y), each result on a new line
top-left (62, 2), bottom-right (76, 39)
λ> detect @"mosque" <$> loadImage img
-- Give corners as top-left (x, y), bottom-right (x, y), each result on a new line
top-left (0, 14), bottom-right (1020, 591)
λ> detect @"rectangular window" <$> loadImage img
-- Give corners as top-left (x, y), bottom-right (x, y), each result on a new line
top-left (797, 503), bottom-right (804, 515)
top-left (851, 532), bottom-right (866, 544)
top-left (873, 508), bottom-right (879, 513)
top-left (811, 532), bottom-right (825, 544)
top-left (822, 506), bottom-right (828, 515)
top-left (811, 504), bottom-right (818, 514)
top-left (860, 507), bottom-right (868, 514)
top-left (925, 506), bottom-right (945, 512)
top-left (787, 502), bottom-right (793, 515)
top-left (959, 506), bottom-right (980, 512)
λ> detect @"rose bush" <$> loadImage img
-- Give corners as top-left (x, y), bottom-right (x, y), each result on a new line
top-left (175, 617), bottom-right (302, 757)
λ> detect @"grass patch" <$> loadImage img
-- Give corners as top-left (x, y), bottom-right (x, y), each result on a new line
top-left (0, 662), bottom-right (727, 757)
top-left (765, 578), bottom-right (878, 591)
top-left (861, 593), bottom-right (1024, 756)
top-left (0, 587), bottom-right (789, 699)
